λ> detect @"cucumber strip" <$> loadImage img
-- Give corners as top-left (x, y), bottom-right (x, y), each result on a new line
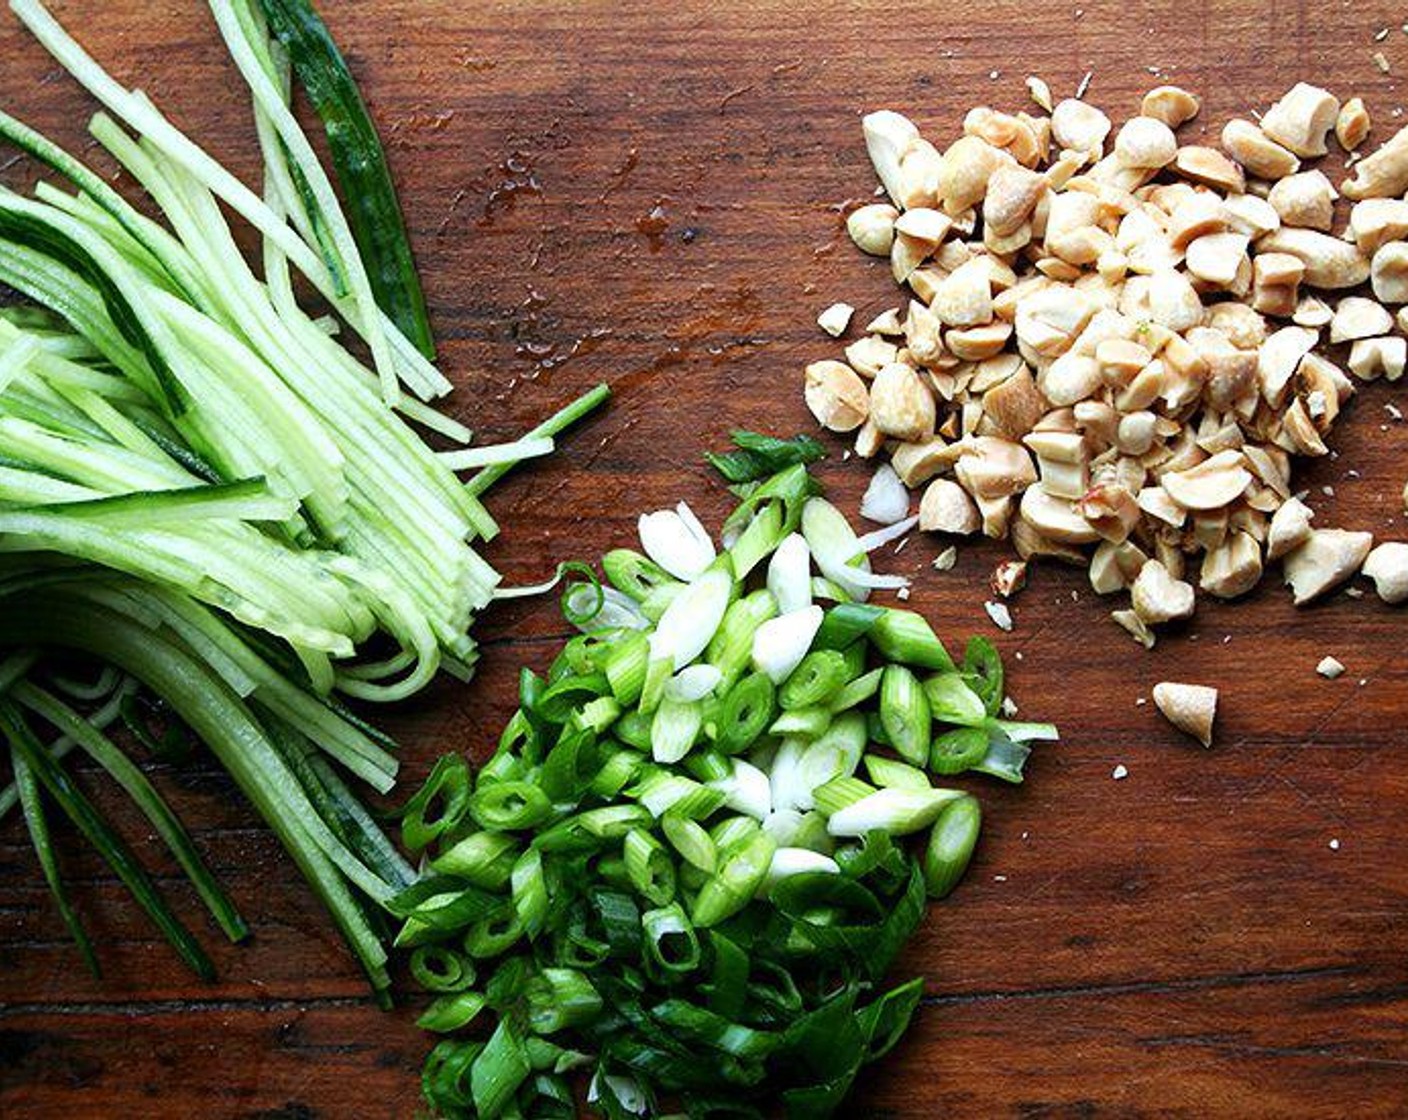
top-left (253, 0), bottom-right (436, 360)
top-left (14, 681), bottom-right (249, 942)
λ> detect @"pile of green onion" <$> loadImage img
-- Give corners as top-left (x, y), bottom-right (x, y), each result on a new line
top-left (396, 434), bottom-right (1057, 1118)
top-left (0, 0), bottom-right (604, 999)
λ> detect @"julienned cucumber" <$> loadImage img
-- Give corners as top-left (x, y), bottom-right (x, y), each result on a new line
top-left (0, 0), bottom-right (607, 994)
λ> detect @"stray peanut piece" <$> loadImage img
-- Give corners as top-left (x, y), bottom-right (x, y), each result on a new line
top-left (1152, 682), bottom-right (1218, 747)
top-left (1316, 655), bottom-right (1345, 680)
top-left (817, 302), bottom-right (854, 337)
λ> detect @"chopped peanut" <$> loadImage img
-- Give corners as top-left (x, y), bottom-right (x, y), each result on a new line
top-left (1260, 83), bottom-right (1340, 158)
top-left (813, 82), bottom-right (1408, 660)
top-left (1267, 170), bottom-right (1336, 231)
top-left (1152, 682), bottom-right (1217, 746)
top-left (1342, 124), bottom-right (1408, 200)
top-left (1221, 119), bottom-right (1300, 179)
top-left (869, 362), bottom-right (936, 441)
top-left (804, 361), bottom-right (870, 432)
top-left (1370, 243), bottom-right (1408, 304)
top-left (1335, 97), bottom-right (1371, 151)
top-left (1141, 86), bottom-right (1201, 129)
top-left (846, 203), bottom-right (898, 256)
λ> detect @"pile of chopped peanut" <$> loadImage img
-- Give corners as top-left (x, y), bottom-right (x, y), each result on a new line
top-left (805, 80), bottom-right (1408, 646)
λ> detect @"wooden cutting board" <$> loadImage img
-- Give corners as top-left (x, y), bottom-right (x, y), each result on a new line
top-left (3, 1), bottom-right (1408, 1116)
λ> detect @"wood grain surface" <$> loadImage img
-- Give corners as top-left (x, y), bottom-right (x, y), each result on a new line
top-left (3, 1), bottom-right (1408, 1116)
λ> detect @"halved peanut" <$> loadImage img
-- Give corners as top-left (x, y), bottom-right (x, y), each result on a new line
top-left (1291, 295), bottom-right (1332, 328)
top-left (1114, 116), bottom-right (1178, 169)
top-left (844, 335), bottom-right (899, 378)
top-left (1162, 449), bottom-right (1253, 510)
top-left (984, 163), bottom-right (1048, 236)
top-left (804, 360), bottom-right (870, 431)
top-left (938, 136), bottom-right (1008, 217)
top-left (1051, 98), bottom-right (1112, 153)
top-left (946, 320), bottom-right (1012, 361)
top-left (1171, 145), bottom-right (1245, 194)
top-left (1222, 119), bottom-right (1300, 179)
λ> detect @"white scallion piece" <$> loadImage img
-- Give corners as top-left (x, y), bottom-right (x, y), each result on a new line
top-left (766, 533), bottom-right (812, 616)
top-left (750, 604), bottom-right (823, 684)
top-left (564, 585), bottom-right (651, 631)
top-left (708, 758), bottom-right (772, 821)
top-left (855, 514), bottom-right (919, 554)
top-left (860, 463), bottom-right (910, 524)
top-left (826, 787), bottom-right (966, 837)
top-left (665, 663), bottom-right (723, 703)
top-left (638, 501), bottom-right (716, 580)
top-left (765, 847), bottom-right (840, 887)
top-left (801, 496), bottom-right (911, 600)
top-left (649, 568), bottom-right (733, 670)
top-left (760, 808), bottom-right (805, 846)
